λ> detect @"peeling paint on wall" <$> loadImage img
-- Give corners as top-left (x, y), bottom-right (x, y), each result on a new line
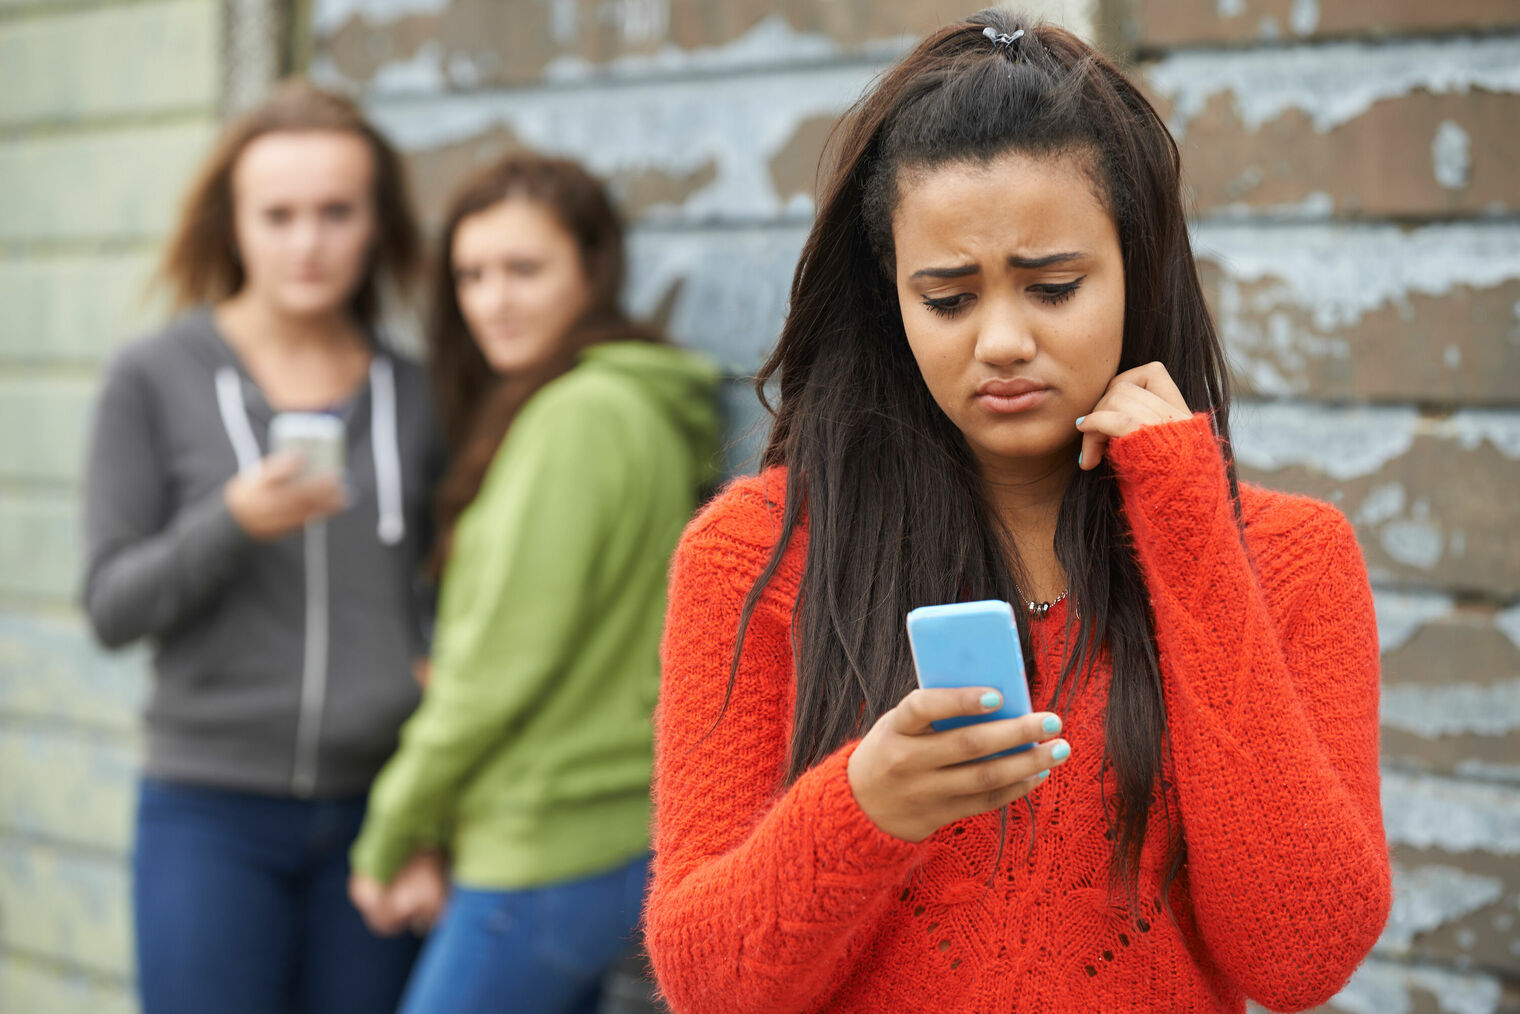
top-left (312, 0), bottom-right (449, 35)
top-left (1382, 680), bottom-right (1520, 738)
top-left (1331, 958), bottom-right (1501, 1014)
top-left (1231, 402), bottom-right (1418, 479)
top-left (1148, 35), bottom-right (1520, 135)
top-left (366, 65), bottom-right (883, 220)
top-left (1381, 863), bottom-right (1505, 952)
top-left (1382, 771), bottom-right (1520, 854)
top-left (1371, 589), bottom-right (1455, 653)
top-left (1432, 119), bottom-right (1472, 190)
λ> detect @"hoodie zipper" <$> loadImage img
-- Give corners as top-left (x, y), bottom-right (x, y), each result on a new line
top-left (290, 518), bottom-right (328, 797)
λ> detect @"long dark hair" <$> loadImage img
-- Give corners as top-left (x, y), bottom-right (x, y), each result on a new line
top-left (156, 78), bottom-right (420, 331)
top-left (428, 152), bottom-right (660, 571)
top-left (732, 11), bottom-right (1237, 907)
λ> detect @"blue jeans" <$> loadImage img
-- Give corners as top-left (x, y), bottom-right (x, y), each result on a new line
top-left (133, 778), bottom-right (421, 1014)
top-left (397, 853), bottom-right (651, 1014)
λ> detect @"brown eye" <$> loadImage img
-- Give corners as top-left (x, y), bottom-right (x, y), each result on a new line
top-left (921, 293), bottom-right (973, 318)
top-left (1030, 278), bottom-right (1084, 306)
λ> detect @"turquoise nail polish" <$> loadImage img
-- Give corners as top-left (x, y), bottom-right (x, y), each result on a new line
top-left (1035, 770), bottom-right (1051, 781)
top-left (1051, 741), bottom-right (1071, 761)
top-left (1077, 450), bottom-right (1084, 467)
top-left (980, 691), bottom-right (1001, 710)
top-left (1075, 416), bottom-right (1086, 426)
top-left (1042, 715), bottom-right (1061, 735)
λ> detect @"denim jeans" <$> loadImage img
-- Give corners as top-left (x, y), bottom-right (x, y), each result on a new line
top-left (133, 778), bottom-right (421, 1014)
top-left (397, 853), bottom-right (652, 1014)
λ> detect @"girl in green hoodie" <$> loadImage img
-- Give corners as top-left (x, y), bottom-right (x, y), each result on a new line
top-left (349, 153), bottom-right (720, 1013)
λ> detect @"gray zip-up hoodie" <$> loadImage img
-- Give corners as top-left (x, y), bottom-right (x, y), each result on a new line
top-left (82, 309), bottom-right (444, 799)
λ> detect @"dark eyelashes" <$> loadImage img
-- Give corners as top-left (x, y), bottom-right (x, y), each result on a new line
top-left (920, 276), bottom-right (1086, 318)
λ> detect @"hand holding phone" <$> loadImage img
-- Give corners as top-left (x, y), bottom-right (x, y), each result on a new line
top-left (843, 600), bottom-right (1070, 843)
top-left (224, 416), bottom-right (347, 541)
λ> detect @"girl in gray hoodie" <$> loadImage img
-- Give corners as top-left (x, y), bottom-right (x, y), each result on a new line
top-left (81, 81), bottom-right (443, 1014)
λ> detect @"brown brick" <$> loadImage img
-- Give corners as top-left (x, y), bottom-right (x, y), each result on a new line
top-left (1196, 260), bottom-right (1520, 404)
top-left (1152, 87), bottom-right (1520, 219)
top-left (769, 114), bottom-right (838, 208)
top-left (1232, 408), bottom-right (1520, 598)
top-left (316, 0), bottom-right (954, 92)
top-left (1130, 0), bottom-right (1520, 47)
top-left (1387, 846), bottom-right (1520, 978)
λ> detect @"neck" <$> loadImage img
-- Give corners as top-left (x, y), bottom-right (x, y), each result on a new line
top-left (975, 447), bottom-right (1077, 604)
top-left (217, 292), bottom-right (361, 354)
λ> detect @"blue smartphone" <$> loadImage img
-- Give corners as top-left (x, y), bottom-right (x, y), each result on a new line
top-left (906, 599), bottom-right (1033, 754)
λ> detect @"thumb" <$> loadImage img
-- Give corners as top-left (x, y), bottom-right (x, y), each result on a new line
top-left (262, 451), bottom-right (306, 483)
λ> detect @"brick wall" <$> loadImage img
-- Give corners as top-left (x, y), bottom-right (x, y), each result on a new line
top-left (1, 1), bottom-right (1513, 1011)
top-left (0, 1), bottom-right (223, 1010)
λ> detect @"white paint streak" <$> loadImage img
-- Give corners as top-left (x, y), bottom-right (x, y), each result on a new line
top-left (1194, 222), bottom-right (1520, 334)
top-left (369, 39), bottom-right (446, 93)
top-left (1356, 483), bottom-right (1406, 526)
top-left (1289, 0), bottom-right (1320, 35)
top-left (1445, 344), bottom-right (1462, 369)
top-left (1433, 120), bottom-right (1472, 190)
top-left (1230, 401), bottom-right (1417, 479)
top-left (1331, 959), bottom-right (1502, 1014)
top-left (312, 0), bottom-right (448, 35)
top-left (1450, 412), bottom-right (1520, 459)
top-left (1381, 680), bottom-right (1520, 738)
top-left (1380, 520), bottom-right (1444, 569)
top-left (1147, 36), bottom-right (1520, 135)
top-left (1371, 589), bottom-right (1453, 653)
top-left (1381, 770), bottom-right (1520, 854)
top-left (371, 65), bottom-right (880, 221)
top-left (1495, 602), bottom-right (1520, 653)
top-left (1216, 0), bottom-right (1245, 16)
top-left (1380, 863), bottom-right (1504, 952)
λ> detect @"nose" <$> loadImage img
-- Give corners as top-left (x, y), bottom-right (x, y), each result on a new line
top-left (974, 298), bottom-right (1037, 366)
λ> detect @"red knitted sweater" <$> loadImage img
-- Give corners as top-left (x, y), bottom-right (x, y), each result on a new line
top-left (647, 414), bottom-right (1391, 1013)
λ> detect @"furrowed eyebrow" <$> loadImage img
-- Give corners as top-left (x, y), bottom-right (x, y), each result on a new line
top-left (1008, 251), bottom-right (1085, 269)
top-left (909, 264), bottom-right (980, 281)
top-left (909, 252), bottom-right (1088, 281)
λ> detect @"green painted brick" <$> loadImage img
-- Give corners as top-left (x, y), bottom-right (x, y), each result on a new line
top-left (0, 0), bottom-right (219, 127)
top-left (0, 953), bottom-right (134, 1014)
top-left (0, 611), bottom-right (146, 730)
top-left (0, 493), bottom-right (80, 601)
top-left (0, 251), bottom-right (163, 364)
top-left (0, 378), bottom-right (96, 484)
top-left (0, 121), bottom-right (215, 244)
top-left (0, 839), bottom-right (132, 977)
top-left (0, 723), bottom-right (137, 851)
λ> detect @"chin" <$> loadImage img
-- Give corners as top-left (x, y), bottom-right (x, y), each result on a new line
top-left (275, 287), bottom-right (351, 319)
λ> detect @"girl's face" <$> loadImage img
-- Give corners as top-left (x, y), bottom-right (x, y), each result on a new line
top-left (452, 198), bottom-right (593, 376)
top-left (231, 130), bottom-right (377, 320)
top-left (891, 149), bottom-right (1126, 478)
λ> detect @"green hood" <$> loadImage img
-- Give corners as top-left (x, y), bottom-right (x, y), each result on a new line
top-left (579, 341), bottom-right (723, 487)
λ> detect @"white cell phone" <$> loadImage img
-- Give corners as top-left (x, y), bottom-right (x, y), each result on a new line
top-left (268, 412), bottom-right (345, 479)
top-left (907, 599), bottom-right (1033, 755)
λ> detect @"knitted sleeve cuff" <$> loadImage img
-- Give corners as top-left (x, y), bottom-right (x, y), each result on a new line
top-left (795, 744), bottom-right (926, 879)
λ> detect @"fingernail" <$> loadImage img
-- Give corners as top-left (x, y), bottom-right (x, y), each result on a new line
top-left (1076, 450), bottom-right (1083, 467)
top-left (1034, 770), bottom-right (1051, 781)
top-left (980, 691), bottom-right (1001, 710)
top-left (1042, 715), bottom-right (1061, 735)
top-left (1051, 741), bottom-right (1071, 762)
top-left (1075, 416), bottom-right (1086, 427)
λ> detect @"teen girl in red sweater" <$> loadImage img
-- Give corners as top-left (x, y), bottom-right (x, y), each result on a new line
top-left (646, 11), bottom-right (1391, 1013)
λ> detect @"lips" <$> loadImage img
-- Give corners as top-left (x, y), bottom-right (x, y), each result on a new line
top-left (974, 377), bottom-right (1051, 415)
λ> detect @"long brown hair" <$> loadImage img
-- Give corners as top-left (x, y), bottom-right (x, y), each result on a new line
top-left (155, 78), bottom-right (420, 330)
top-left (427, 152), bottom-right (660, 570)
top-left (732, 11), bottom-right (1237, 910)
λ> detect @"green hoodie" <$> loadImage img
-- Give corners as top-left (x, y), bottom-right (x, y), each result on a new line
top-left (351, 341), bottom-right (720, 888)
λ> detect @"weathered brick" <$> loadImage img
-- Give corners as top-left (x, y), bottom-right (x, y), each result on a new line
top-left (0, 611), bottom-right (146, 731)
top-left (0, 378), bottom-right (96, 485)
top-left (0, 0), bottom-right (219, 127)
top-left (1131, 0), bottom-right (1520, 47)
top-left (0, 954), bottom-right (133, 1014)
top-left (1383, 849), bottom-right (1520, 982)
top-left (1193, 222), bottom-right (1520, 403)
top-left (0, 724), bottom-right (136, 852)
top-left (1325, 957), bottom-right (1511, 1014)
top-left (1143, 38), bottom-right (1520, 219)
top-left (313, 0), bottom-right (1095, 94)
top-left (372, 65), bottom-right (879, 226)
top-left (0, 494), bottom-right (81, 602)
top-left (0, 839), bottom-right (131, 977)
top-left (0, 121), bottom-right (215, 244)
top-left (1231, 404), bottom-right (1519, 598)
top-left (624, 224), bottom-right (809, 369)
top-left (0, 251), bottom-right (162, 365)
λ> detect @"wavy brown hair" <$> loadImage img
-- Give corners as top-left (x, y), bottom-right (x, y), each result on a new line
top-left (154, 78), bottom-right (420, 331)
top-left (427, 153), bottom-right (661, 572)
top-left (731, 11), bottom-right (1238, 910)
